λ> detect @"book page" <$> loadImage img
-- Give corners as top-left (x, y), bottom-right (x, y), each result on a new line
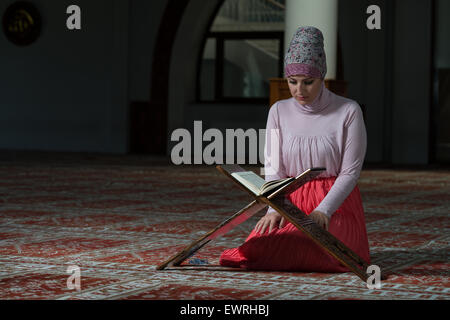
top-left (260, 177), bottom-right (293, 195)
top-left (231, 171), bottom-right (267, 195)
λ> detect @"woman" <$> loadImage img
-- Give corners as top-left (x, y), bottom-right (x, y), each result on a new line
top-left (219, 26), bottom-right (370, 272)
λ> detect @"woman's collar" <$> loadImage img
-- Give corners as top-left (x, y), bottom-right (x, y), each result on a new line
top-left (293, 81), bottom-right (332, 114)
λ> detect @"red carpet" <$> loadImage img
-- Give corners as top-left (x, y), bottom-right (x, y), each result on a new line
top-left (0, 153), bottom-right (448, 299)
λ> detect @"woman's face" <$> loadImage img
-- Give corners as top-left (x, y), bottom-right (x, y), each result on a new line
top-left (287, 75), bottom-right (322, 105)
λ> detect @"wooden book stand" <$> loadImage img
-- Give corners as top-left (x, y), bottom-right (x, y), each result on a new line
top-left (157, 165), bottom-right (380, 284)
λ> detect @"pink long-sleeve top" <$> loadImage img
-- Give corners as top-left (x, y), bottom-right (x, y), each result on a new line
top-left (264, 82), bottom-right (367, 218)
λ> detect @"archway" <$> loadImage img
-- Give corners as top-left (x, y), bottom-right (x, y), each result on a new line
top-left (129, 0), bottom-right (223, 155)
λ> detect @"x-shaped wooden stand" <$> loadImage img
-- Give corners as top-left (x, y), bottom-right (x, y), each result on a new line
top-left (157, 165), bottom-right (379, 284)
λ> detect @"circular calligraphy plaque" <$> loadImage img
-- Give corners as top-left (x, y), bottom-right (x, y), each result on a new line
top-left (2, 1), bottom-right (42, 46)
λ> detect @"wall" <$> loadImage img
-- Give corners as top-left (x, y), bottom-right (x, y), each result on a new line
top-left (391, 0), bottom-right (432, 164)
top-left (0, 0), bottom-right (437, 164)
top-left (435, 0), bottom-right (450, 69)
top-left (339, 0), bottom-right (432, 164)
top-left (128, 0), bottom-right (167, 102)
top-left (338, 0), bottom-right (396, 164)
top-left (434, 0), bottom-right (450, 162)
top-left (0, 0), bottom-right (129, 153)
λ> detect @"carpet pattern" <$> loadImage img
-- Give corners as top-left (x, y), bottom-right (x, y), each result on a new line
top-left (0, 154), bottom-right (449, 300)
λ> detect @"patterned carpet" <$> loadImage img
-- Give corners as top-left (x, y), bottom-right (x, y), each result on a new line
top-left (0, 152), bottom-right (449, 300)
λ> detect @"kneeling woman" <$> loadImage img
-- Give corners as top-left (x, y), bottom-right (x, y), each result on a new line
top-left (220, 26), bottom-right (370, 272)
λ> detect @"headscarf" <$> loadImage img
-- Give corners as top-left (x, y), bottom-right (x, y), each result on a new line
top-left (284, 26), bottom-right (327, 79)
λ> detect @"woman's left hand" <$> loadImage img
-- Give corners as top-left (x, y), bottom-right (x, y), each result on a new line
top-left (308, 210), bottom-right (330, 231)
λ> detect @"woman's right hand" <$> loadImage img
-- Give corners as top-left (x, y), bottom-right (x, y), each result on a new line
top-left (254, 211), bottom-right (286, 235)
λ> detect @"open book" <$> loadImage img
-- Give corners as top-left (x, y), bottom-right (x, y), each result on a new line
top-left (231, 171), bottom-right (294, 196)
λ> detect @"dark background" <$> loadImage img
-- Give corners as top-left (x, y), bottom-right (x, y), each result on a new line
top-left (0, 0), bottom-right (448, 166)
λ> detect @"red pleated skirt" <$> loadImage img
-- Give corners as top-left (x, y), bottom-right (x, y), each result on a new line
top-left (219, 177), bottom-right (371, 272)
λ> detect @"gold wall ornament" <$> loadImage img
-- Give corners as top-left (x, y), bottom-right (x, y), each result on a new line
top-left (2, 1), bottom-right (41, 46)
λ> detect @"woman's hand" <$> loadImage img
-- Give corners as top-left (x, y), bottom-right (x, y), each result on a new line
top-left (309, 210), bottom-right (329, 230)
top-left (254, 211), bottom-right (286, 235)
